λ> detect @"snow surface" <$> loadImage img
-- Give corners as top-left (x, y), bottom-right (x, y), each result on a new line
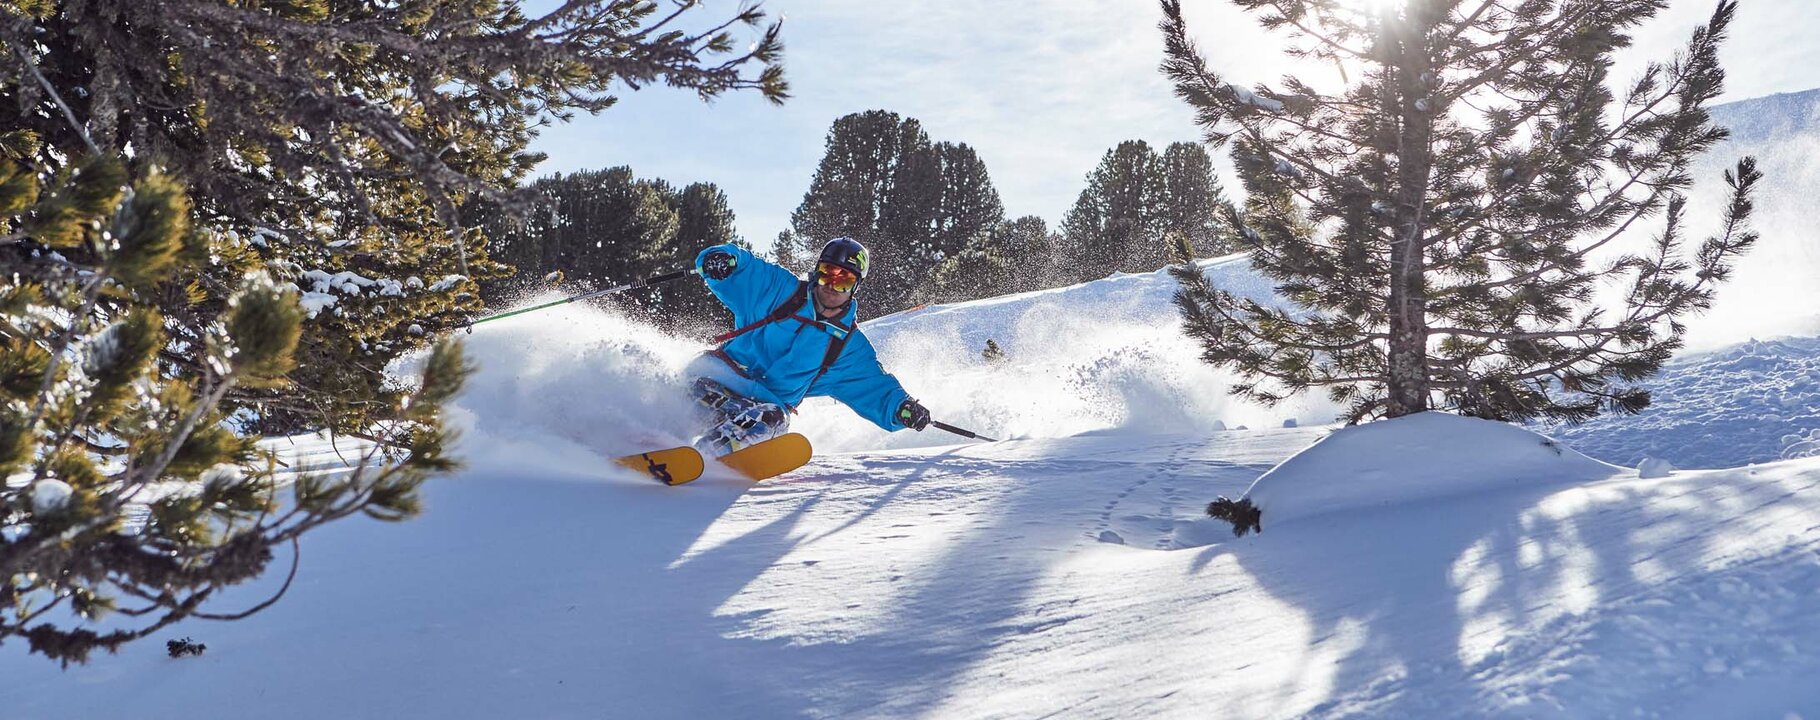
top-left (1539, 337), bottom-right (1820, 469)
top-left (7, 250), bottom-right (1820, 718)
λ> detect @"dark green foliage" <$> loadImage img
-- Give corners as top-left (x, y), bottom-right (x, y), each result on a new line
top-left (791, 110), bottom-right (1007, 318)
top-left (78, 308), bottom-right (160, 418)
top-left (654, 182), bottom-right (745, 333)
top-left (106, 171), bottom-right (189, 289)
top-left (1158, 143), bottom-right (1237, 259)
top-left (770, 229), bottom-right (806, 273)
top-left (1, 0), bottom-right (784, 435)
top-left (0, 0), bottom-right (785, 665)
top-left (1061, 140), bottom-right (1231, 281)
top-left (930, 142), bottom-right (1007, 269)
top-left (23, 156), bottom-right (125, 250)
top-left (166, 637), bottom-right (206, 658)
top-left (0, 160), bottom-right (476, 665)
top-left (982, 339), bottom-right (1005, 363)
top-left (792, 111), bottom-right (913, 247)
top-left (1206, 496), bottom-right (1260, 537)
top-left (468, 168), bottom-right (744, 337)
top-left (927, 215), bottom-right (1059, 303)
top-left (0, 161), bottom-right (475, 666)
top-left (1063, 140), bottom-right (1164, 280)
top-left (1161, 0), bottom-right (1757, 423)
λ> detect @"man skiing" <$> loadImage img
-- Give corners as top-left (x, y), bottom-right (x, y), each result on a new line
top-left (683, 237), bottom-right (932, 455)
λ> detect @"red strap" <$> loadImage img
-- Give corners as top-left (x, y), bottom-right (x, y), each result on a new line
top-left (710, 281), bottom-right (810, 344)
top-left (709, 318), bottom-right (765, 344)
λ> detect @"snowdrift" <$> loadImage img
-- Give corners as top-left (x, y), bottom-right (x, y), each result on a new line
top-left (1235, 412), bottom-right (1625, 533)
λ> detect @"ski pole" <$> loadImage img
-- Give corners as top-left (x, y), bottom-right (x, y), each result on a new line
top-left (458, 268), bottom-right (698, 332)
top-left (931, 420), bottom-right (996, 442)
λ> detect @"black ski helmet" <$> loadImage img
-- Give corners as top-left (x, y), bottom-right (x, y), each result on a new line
top-left (817, 237), bottom-right (869, 289)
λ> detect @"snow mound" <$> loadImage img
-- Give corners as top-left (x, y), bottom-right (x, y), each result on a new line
top-left (1242, 412), bottom-right (1623, 531)
top-left (1638, 457), bottom-right (1676, 479)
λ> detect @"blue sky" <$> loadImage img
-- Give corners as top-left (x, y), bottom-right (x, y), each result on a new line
top-left (523, 1), bottom-right (1820, 252)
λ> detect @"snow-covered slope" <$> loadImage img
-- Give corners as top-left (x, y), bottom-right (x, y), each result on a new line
top-left (794, 254), bottom-right (1327, 452)
top-left (1245, 413), bottom-right (1623, 530)
top-left (1540, 336), bottom-right (1820, 469)
top-left (8, 249), bottom-right (1820, 718)
top-left (1709, 88), bottom-right (1820, 144)
top-left (8, 88), bottom-right (1820, 718)
top-left (6, 408), bottom-right (1820, 718)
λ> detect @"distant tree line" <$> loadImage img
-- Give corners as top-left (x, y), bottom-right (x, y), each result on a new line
top-left (465, 168), bottom-right (743, 336)
top-left (785, 110), bottom-right (1239, 317)
top-left (483, 110), bottom-right (1240, 324)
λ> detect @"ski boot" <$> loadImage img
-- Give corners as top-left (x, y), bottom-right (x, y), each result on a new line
top-left (689, 378), bottom-right (791, 457)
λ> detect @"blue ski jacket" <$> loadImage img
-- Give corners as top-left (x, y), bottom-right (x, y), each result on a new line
top-left (694, 243), bottom-right (913, 431)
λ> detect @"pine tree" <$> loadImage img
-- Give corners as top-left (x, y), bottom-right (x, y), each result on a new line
top-left (0, 144), bottom-right (470, 666)
top-left (1157, 142), bottom-right (1235, 258)
top-left (587, 168), bottom-right (683, 283)
top-left (470, 169), bottom-right (745, 336)
top-left (1, 0), bottom-right (784, 435)
top-left (874, 118), bottom-right (945, 315)
top-left (1, 0), bottom-right (785, 663)
top-left (654, 181), bottom-right (744, 335)
top-left (931, 142), bottom-right (1007, 270)
top-left (793, 111), bottom-right (919, 316)
top-left (928, 215), bottom-right (1055, 303)
top-left (770, 229), bottom-right (806, 273)
top-left (1163, 0), bottom-right (1757, 423)
top-left (1060, 140), bottom-right (1166, 280)
top-left (793, 111), bottom-right (1005, 318)
top-left (673, 183), bottom-right (742, 251)
top-left (792, 111), bottom-right (919, 251)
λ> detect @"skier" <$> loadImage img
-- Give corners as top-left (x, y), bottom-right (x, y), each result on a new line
top-left (684, 237), bottom-right (932, 456)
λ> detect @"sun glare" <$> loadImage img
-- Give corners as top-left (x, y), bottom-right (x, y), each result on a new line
top-left (1339, 0), bottom-right (1404, 16)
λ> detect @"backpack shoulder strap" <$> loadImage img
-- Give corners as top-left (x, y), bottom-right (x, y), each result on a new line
top-left (711, 280), bottom-right (810, 344)
top-left (805, 322), bottom-right (853, 391)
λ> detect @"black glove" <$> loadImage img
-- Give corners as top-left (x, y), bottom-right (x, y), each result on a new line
top-left (701, 250), bottom-right (737, 280)
top-left (896, 398), bottom-right (931, 431)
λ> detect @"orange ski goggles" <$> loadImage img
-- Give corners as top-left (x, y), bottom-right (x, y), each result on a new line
top-left (816, 262), bottom-right (860, 293)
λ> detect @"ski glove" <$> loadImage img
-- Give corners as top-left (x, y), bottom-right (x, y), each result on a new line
top-left (701, 250), bottom-right (738, 280)
top-left (896, 398), bottom-right (931, 431)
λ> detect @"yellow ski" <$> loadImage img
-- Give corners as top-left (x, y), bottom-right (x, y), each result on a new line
top-left (614, 446), bottom-right (705, 486)
top-left (615, 433), bottom-right (812, 486)
top-left (717, 433), bottom-right (813, 481)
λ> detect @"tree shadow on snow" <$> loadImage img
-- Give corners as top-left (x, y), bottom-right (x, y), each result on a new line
top-left (1192, 464), bottom-right (1820, 719)
top-left (672, 441), bottom-right (1152, 717)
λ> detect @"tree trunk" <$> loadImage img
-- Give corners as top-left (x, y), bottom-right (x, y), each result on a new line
top-left (1383, 5), bottom-right (1435, 418)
